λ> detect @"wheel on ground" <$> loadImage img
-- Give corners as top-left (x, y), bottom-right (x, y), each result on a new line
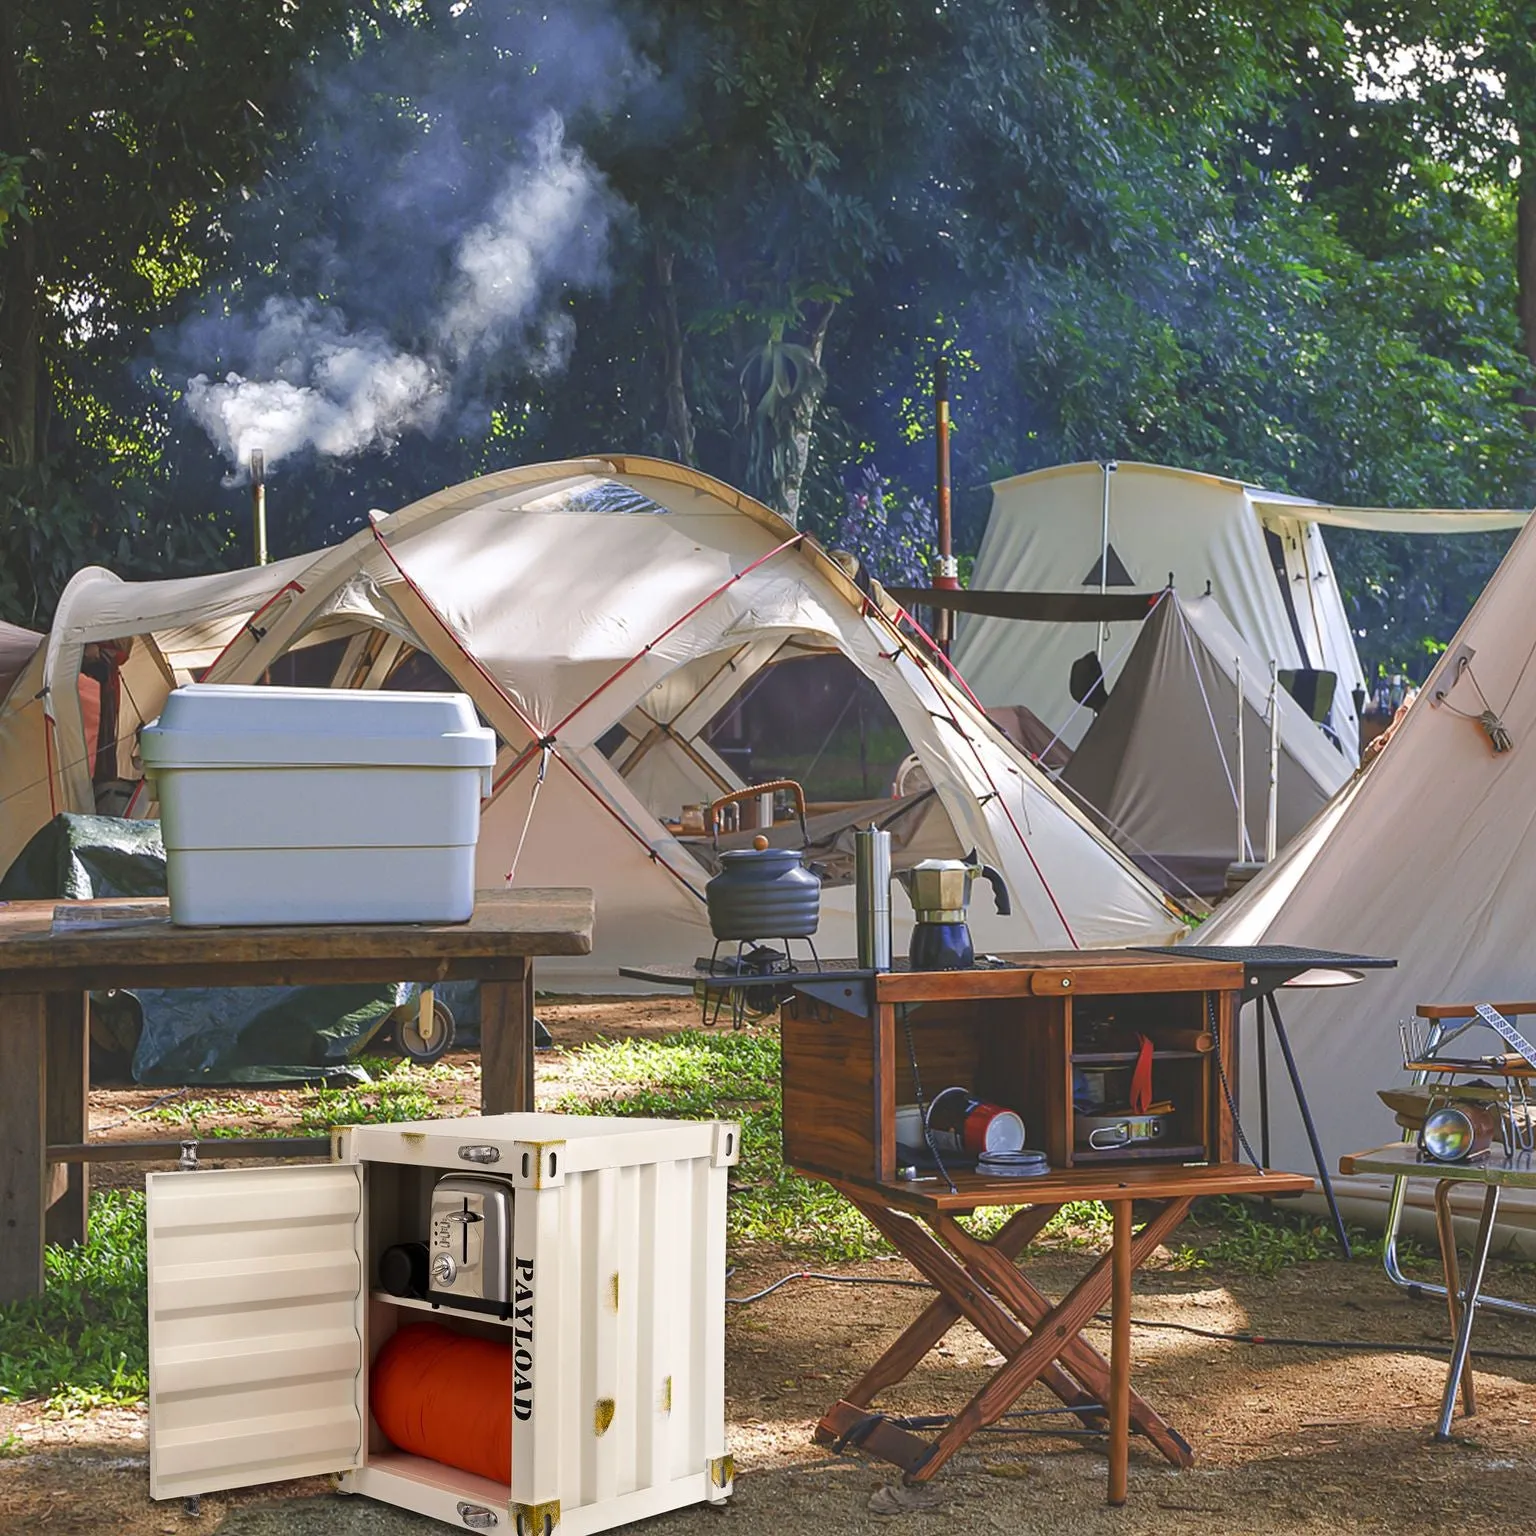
top-left (396, 999), bottom-right (456, 1063)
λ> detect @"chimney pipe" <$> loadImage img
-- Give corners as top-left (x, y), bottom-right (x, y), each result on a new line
top-left (250, 449), bottom-right (269, 566)
top-left (933, 358), bottom-right (958, 652)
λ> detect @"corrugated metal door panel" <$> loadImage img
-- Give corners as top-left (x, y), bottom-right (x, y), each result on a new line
top-left (668, 1159), bottom-right (703, 1482)
top-left (611, 1161), bottom-right (640, 1498)
top-left (147, 1164), bottom-right (364, 1501)
top-left (593, 1163), bottom-right (621, 1507)
top-left (698, 1158), bottom-right (729, 1466)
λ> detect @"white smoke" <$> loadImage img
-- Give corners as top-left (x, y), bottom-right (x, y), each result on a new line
top-left (437, 115), bottom-right (616, 365)
top-left (185, 300), bottom-right (446, 467)
top-left (187, 113), bottom-right (619, 473)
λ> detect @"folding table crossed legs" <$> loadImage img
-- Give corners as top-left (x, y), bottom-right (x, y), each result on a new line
top-left (813, 1183), bottom-right (1195, 1504)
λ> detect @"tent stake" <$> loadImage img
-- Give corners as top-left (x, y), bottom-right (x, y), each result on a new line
top-left (1266, 662), bottom-right (1280, 863)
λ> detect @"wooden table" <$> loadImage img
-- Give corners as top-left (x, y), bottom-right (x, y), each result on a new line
top-left (811, 1162), bottom-right (1309, 1501)
top-left (1342, 1141), bottom-right (1536, 1440)
top-left (0, 888), bottom-right (593, 1302)
top-left (780, 951), bottom-right (1312, 1504)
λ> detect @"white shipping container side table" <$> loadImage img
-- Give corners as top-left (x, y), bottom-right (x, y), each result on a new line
top-left (146, 1113), bottom-right (738, 1536)
top-left (141, 684), bottom-right (497, 926)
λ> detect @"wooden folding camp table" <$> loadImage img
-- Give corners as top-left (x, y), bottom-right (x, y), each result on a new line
top-left (1341, 1142), bottom-right (1536, 1441)
top-left (774, 950), bottom-right (1312, 1504)
top-left (0, 888), bottom-right (593, 1303)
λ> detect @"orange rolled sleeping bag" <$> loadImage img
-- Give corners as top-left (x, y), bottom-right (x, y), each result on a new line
top-left (370, 1321), bottom-right (513, 1484)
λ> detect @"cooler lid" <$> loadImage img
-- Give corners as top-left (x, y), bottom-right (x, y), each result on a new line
top-left (141, 683), bottom-right (498, 769)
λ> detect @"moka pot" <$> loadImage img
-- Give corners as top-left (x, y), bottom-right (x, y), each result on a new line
top-left (894, 850), bottom-right (1010, 970)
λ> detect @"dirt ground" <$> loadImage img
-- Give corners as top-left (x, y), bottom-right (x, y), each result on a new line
top-left (4, 997), bottom-right (1536, 1535)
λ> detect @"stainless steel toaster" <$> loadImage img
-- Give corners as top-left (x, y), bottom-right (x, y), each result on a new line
top-left (428, 1173), bottom-right (515, 1310)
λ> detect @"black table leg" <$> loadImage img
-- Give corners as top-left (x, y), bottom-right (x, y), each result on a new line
top-left (1265, 993), bottom-right (1351, 1258)
top-left (1255, 998), bottom-right (1271, 1172)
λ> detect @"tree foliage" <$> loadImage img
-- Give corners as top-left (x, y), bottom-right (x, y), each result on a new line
top-left (2, 0), bottom-right (1533, 677)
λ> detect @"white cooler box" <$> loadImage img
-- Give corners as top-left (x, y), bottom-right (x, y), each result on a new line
top-left (141, 684), bottom-right (497, 926)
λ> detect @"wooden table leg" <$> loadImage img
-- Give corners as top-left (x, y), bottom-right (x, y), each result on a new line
top-left (1433, 1179), bottom-right (1474, 1417)
top-left (1109, 1199), bottom-right (1132, 1506)
top-left (45, 992), bottom-right (90, 1248)
top-left (935, 1205), bottom-right (1194, 1470)
top-left (852, 1200), bottom-right (1102, 1419)
top-left (0, 992), bottom-right (49, 1301)
top-left (480, 960), bottom-right (534, 1113)
top-left (903, 1198), bottom-right (1191, 1485)
top-left (835, 1206), bottom-right (1057, 1411)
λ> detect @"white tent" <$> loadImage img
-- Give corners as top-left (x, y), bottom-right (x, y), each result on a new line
top-left (953, 460), bottom-right (1529, 761)
top-left (1193, 508), bottom-right (1536, 1245)
top-left (1058, 593), bottom-right (1352, 898)
top-left (0, 458), bottom-right (1188, 985)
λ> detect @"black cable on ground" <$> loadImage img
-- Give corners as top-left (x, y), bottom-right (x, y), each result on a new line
top-left (726, 1270), bottom-right (931, 1305)
top-left (726, 1269), bottom-right (1536, 1363)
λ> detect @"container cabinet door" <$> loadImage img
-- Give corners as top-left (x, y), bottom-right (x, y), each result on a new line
top-left (146, 1163), bottom-right (365, 1501)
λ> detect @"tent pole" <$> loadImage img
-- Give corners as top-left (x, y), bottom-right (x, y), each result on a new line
top-left (1235, 656), bottom-right (1246, 862)
top-left (1096, 461), bottom-right (1117, 658)
top-left (1266, 662), bottom-right (1280, 862)
top-left (933, 357), bottom-right (959, 654)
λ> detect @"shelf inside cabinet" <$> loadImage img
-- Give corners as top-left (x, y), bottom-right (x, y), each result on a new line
top-left (1070, 1050), bottom-right (1205, 1064)
top-left (370, 1289), bottom-right (517, 1326)
top-left (363, 1448), bottom-right (510, 1504)
top-left (1069, 1143), bottom-right (1209, 1164)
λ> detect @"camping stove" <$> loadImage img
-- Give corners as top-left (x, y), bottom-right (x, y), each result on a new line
top-left (696, 939), bottom-right (821, 1029)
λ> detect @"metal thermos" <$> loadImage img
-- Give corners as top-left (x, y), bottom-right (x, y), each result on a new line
top-left (854, 826), bottom-right (892, 970)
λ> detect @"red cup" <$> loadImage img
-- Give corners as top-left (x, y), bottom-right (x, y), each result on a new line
top-left (928, 1088), bottom-right (1025, 1156)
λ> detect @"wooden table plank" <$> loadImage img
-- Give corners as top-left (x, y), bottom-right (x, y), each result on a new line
top-left (1341, 1143), bottom-right (1536, 1188)
top-left (0, 889), bottom-right (594, 973)
top-left (876, 954), bottom-right (1244, 1003)
top-left (800, 1160), bottom-right (1312, 1213)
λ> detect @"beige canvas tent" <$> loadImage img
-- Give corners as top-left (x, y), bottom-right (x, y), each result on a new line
top-left (953, 460), bottom-right (1529, 760)
top-left (0, 621), bottom-right (41, 701)
top-left (1059, 592), bottom-right (1352, 898)
top-left (0, 458), bottom-right (1189, 984)
top-left (1194, 509), bottom-right (1536, 1244)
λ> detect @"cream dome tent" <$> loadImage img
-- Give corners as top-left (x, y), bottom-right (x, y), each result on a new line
top-left (1192, 507), bottom-right (1536, 1245)
top-left (953, 460), bottom-right (1529, 761)
top-left (1058, 592), bottom-right (1353, 899)
top-left (0, 458), bottom-right (1187, 984)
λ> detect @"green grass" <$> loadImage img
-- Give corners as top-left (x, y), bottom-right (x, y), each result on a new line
top-left (128, 1058), bottom-right (472, 1138)
top-left (0, 1192), bottom-right (147, 1411)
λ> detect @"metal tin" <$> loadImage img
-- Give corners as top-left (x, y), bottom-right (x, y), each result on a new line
top-left (1076, 1113), bottom-right (1166, 1150)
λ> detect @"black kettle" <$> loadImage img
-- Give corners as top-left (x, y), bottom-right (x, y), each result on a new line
top-left (703, 781), bottom-right (821, 940)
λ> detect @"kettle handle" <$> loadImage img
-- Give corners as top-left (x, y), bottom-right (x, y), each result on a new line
top-left (706, 780), bottom-right (809, 849)
top-left (964, 850), bottom-right (1011, 917)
